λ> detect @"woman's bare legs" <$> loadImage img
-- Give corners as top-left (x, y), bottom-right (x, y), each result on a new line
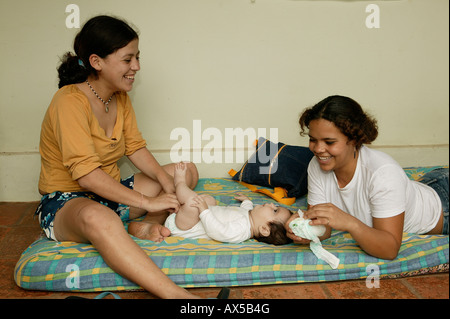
top-left (128, 162), bottom-right (199, 240)
top-left (53, 197), bottom-right (199, 298)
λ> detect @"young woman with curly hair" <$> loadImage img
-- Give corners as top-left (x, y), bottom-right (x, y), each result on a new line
top-left (285, 95), bottom-right (448, 259)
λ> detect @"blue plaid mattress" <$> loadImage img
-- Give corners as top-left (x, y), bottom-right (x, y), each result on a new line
top-left (14, 166), bottom-right (449, 292)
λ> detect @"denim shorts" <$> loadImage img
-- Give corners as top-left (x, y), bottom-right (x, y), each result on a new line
top-left (418, 167), bottom-right (449, 235)
top-left (35, 175), bottom-right (135, 241)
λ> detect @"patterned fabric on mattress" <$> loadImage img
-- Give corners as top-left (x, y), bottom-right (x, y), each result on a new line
top-left (14, 166), bottom-right (449, 291)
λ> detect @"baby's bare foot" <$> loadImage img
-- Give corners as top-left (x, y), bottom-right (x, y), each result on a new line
top-left (174, 162), bottom-right (187, 187)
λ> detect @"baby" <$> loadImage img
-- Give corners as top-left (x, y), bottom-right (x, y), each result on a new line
top-left (165, 162), bottom-right (293, 245)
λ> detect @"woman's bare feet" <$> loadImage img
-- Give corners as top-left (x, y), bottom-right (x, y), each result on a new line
top-left (128, 221), bottom-right (171, 242)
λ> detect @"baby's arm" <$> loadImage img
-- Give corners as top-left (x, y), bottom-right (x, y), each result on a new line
top-left (175, 194), bottom-right (216, 231)
top-left (234, 193), bottom-right (250, 202)
top-left (190, 195), bottom-right (209, 213)
top-left (233, 193), bottom-right (254, 211)
top-left (234, 193), bottom-right (253, 211)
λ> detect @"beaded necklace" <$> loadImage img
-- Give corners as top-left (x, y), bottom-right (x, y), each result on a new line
top-left (86, 80), bottom-right (114, 113)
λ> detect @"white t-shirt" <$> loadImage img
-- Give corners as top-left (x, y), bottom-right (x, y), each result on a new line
top-left (307, 146), bottom-right (442, 234)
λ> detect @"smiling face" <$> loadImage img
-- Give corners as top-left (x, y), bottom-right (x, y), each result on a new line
top-left (95, 38), bottom-right (140, 92)
top-left (308, 118), bottom-right (356, 175)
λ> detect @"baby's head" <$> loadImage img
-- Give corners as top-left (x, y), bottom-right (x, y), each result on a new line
top-left (250, 203), bottom-right (293, 245)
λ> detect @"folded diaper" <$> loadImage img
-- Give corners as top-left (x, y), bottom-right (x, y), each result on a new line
top-left (289, 210), bottom-right (340, 269)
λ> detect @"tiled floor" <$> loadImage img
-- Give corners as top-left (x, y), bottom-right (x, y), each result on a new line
top-left (1, 201), bottom-right (448, 299)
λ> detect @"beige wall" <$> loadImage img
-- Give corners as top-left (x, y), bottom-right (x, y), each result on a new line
top-left (1, 0), bottom-right (448, 201)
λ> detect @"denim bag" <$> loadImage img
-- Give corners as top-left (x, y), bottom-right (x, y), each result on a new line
top-left (230, 137), bottom-right (313, 199)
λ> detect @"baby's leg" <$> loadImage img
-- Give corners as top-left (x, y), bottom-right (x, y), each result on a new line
top-left (174, 163), bottom-right (217, 230)
top-left (174, 162), bottom-right (197, 205)
top-left (175, 196), bottom-right (201, 231)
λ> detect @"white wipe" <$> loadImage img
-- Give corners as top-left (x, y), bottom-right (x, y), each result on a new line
top-left (289, 211), bottom-right (340, 269)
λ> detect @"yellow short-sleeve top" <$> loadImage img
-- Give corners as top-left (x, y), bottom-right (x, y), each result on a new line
top-left (38, 85), bottom-right (147, 194)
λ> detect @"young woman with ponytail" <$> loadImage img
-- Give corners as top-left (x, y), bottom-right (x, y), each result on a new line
top-left (36, 15), bottom-right (201, 298)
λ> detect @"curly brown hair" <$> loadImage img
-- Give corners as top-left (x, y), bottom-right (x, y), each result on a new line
top-left (299, 95), bottom-right (378, 150)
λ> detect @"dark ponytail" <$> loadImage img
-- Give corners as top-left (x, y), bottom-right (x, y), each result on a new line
top-left (57, 53), bottom-right (90, 88)
top-left (57, 15), bottom-right (139, 89)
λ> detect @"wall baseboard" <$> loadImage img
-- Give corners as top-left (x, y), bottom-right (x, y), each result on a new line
top-left (1, 144), bottom-right (448, 202)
